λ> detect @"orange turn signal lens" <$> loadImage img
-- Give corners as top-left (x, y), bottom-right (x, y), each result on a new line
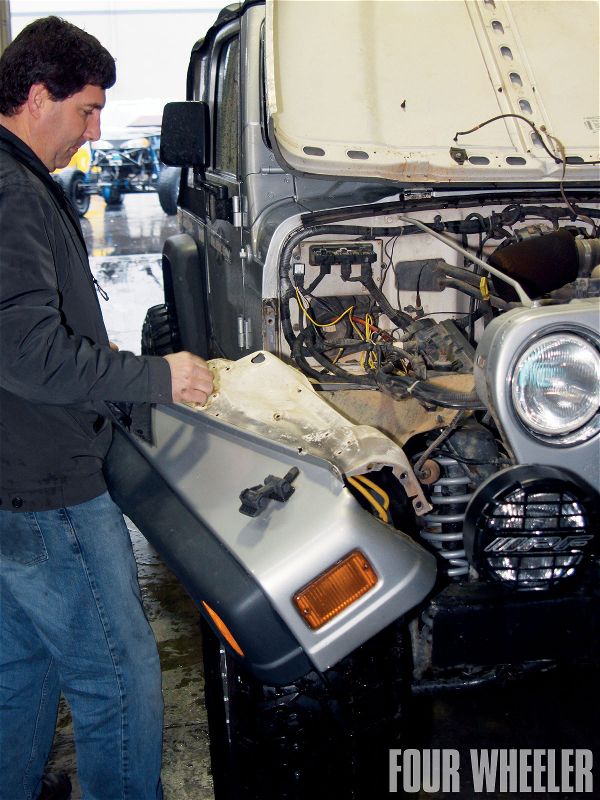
top-left (293, 550), bottom-right (378, 630)
top-left (201, 601), bottom-right (245, 657)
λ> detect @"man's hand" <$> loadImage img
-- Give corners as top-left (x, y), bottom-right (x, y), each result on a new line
top-left (163, 352), bottom-right (214, 405)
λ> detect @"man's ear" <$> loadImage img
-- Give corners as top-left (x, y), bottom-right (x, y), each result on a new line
top-left (27, 83), bottom-right (50, 118)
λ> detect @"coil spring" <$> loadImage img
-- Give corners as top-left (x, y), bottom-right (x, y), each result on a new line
top-left (417, 454), bottom-right (472, 578)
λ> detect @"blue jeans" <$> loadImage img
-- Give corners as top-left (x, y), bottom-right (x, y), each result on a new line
top-left (0, 492), bottom-right (164, 800)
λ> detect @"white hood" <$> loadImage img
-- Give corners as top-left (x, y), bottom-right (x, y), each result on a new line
top-left (265, 0), bottom-right (600, 184)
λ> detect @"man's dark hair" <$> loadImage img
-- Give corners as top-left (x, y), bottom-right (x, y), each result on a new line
top-left (0, 16), bottom-right (116, 116)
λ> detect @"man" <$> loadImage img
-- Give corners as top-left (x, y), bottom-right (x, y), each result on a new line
top-left (0, 17), bottom-right (213, 800)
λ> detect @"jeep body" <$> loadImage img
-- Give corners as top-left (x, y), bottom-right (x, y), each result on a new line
top-left (106, 2), bottom-right (599, 796)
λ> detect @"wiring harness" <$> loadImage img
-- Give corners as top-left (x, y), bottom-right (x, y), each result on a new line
top-left (279, 203), bottom-right (599, 410)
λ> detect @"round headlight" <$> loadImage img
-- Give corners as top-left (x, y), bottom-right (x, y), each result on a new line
top-left (512, 333), bottom-right (600, 436)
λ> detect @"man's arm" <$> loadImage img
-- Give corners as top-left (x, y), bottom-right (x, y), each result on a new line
top-left (110, 342), bottom-right (213, 406)
top-left (0, 183), bottom-right (212, 406)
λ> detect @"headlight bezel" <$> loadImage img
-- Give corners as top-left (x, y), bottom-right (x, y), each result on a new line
top-left (508, 324), bottom-right (600, 447)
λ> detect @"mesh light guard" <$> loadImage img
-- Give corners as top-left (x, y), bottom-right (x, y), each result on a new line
top-left (463, 466), bottom-right (597, 591)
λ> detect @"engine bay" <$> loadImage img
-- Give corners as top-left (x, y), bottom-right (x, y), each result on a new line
top-left (270, 198), bottom-right (600, 591)
top-left (279, 200), bottom-right (600, 410)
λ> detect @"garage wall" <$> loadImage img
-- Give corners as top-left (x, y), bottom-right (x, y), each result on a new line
top-left (10, 1), bottom-right (221, 118)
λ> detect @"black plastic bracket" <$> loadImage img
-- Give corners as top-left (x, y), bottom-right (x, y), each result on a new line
top-left (239, 467), bottom-right (300, 517)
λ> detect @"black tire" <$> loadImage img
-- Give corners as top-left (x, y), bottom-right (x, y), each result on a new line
top-left (103, 185), bottom-right (123, 207)
top-left (55, 168), bottom-right (91, 216)
top-left (157, 165), bottom-right (181, 215)
top-left (202, 618), bottom-right (410, 800)
top-left (141, 304), bottom-right (181, 355)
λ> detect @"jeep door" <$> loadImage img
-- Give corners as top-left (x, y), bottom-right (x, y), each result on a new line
top-left (190, 20), bottom-right (247, 359)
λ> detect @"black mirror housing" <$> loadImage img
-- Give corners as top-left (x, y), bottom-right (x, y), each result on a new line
top-left (160, 101), bottom-right (210, 168)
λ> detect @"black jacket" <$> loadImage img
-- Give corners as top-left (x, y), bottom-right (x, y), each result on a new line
top-left (0, 126), bottom-right (172, 511)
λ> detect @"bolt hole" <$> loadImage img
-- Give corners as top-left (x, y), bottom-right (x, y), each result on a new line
top-left (531, 131), bottom-right (543, 148)
top-left (303, 146), bottom-right (325, 157)
top-left (519, 99), bottom-right (533, 114)
top-left (347, 150), bottom-right (369, 160)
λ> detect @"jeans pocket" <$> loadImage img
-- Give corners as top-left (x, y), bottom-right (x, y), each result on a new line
top-left (0, 511), bottom-right (48, 566)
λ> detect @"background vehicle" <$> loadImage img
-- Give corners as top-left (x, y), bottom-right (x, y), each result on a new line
top-left (54, 121), bottom-right (181, 216)
top-left (52, 142), bottom-right (92, 216)
top-left (107, 1), bottom-right (600, 798)
top-left (89, 122), bottom-right (181, 214)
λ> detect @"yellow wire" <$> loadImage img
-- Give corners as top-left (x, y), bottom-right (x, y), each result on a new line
top-left (295, 291), bottom-right (378, 372)
top-left (347, 476), bottom-right (388, 522)
top-left (351, 315), bottom-right (379, 371)
top-left (354, 474), bottom-right (390, 511)
top-left (349, 316), bottom-right (365, 340)
top-left (364, 315), bottom-right (372, 370)
top-left (295, 287), bottom-right (353, 328)
top-left (363, 314), bottom-right (379, 370)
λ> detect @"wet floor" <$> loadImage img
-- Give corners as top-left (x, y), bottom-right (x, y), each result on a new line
top-left (47, 193), bottom-right (598, 799)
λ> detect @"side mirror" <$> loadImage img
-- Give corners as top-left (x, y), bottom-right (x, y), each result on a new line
top-left (160, 101), bottom-right (210, 168)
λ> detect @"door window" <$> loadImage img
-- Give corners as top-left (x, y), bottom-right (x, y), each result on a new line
top-left (214, 36), bottom-right (240, 177)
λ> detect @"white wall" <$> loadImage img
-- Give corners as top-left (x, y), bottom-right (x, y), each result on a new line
top-left (10, 1), bottom-right (222, 124)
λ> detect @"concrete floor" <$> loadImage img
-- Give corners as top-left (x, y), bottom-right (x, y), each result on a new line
top-left (46, 193), bottom-right (598, 799)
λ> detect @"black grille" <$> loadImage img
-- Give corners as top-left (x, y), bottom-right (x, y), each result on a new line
top-left (464, 466), bottom-right (597, 590)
